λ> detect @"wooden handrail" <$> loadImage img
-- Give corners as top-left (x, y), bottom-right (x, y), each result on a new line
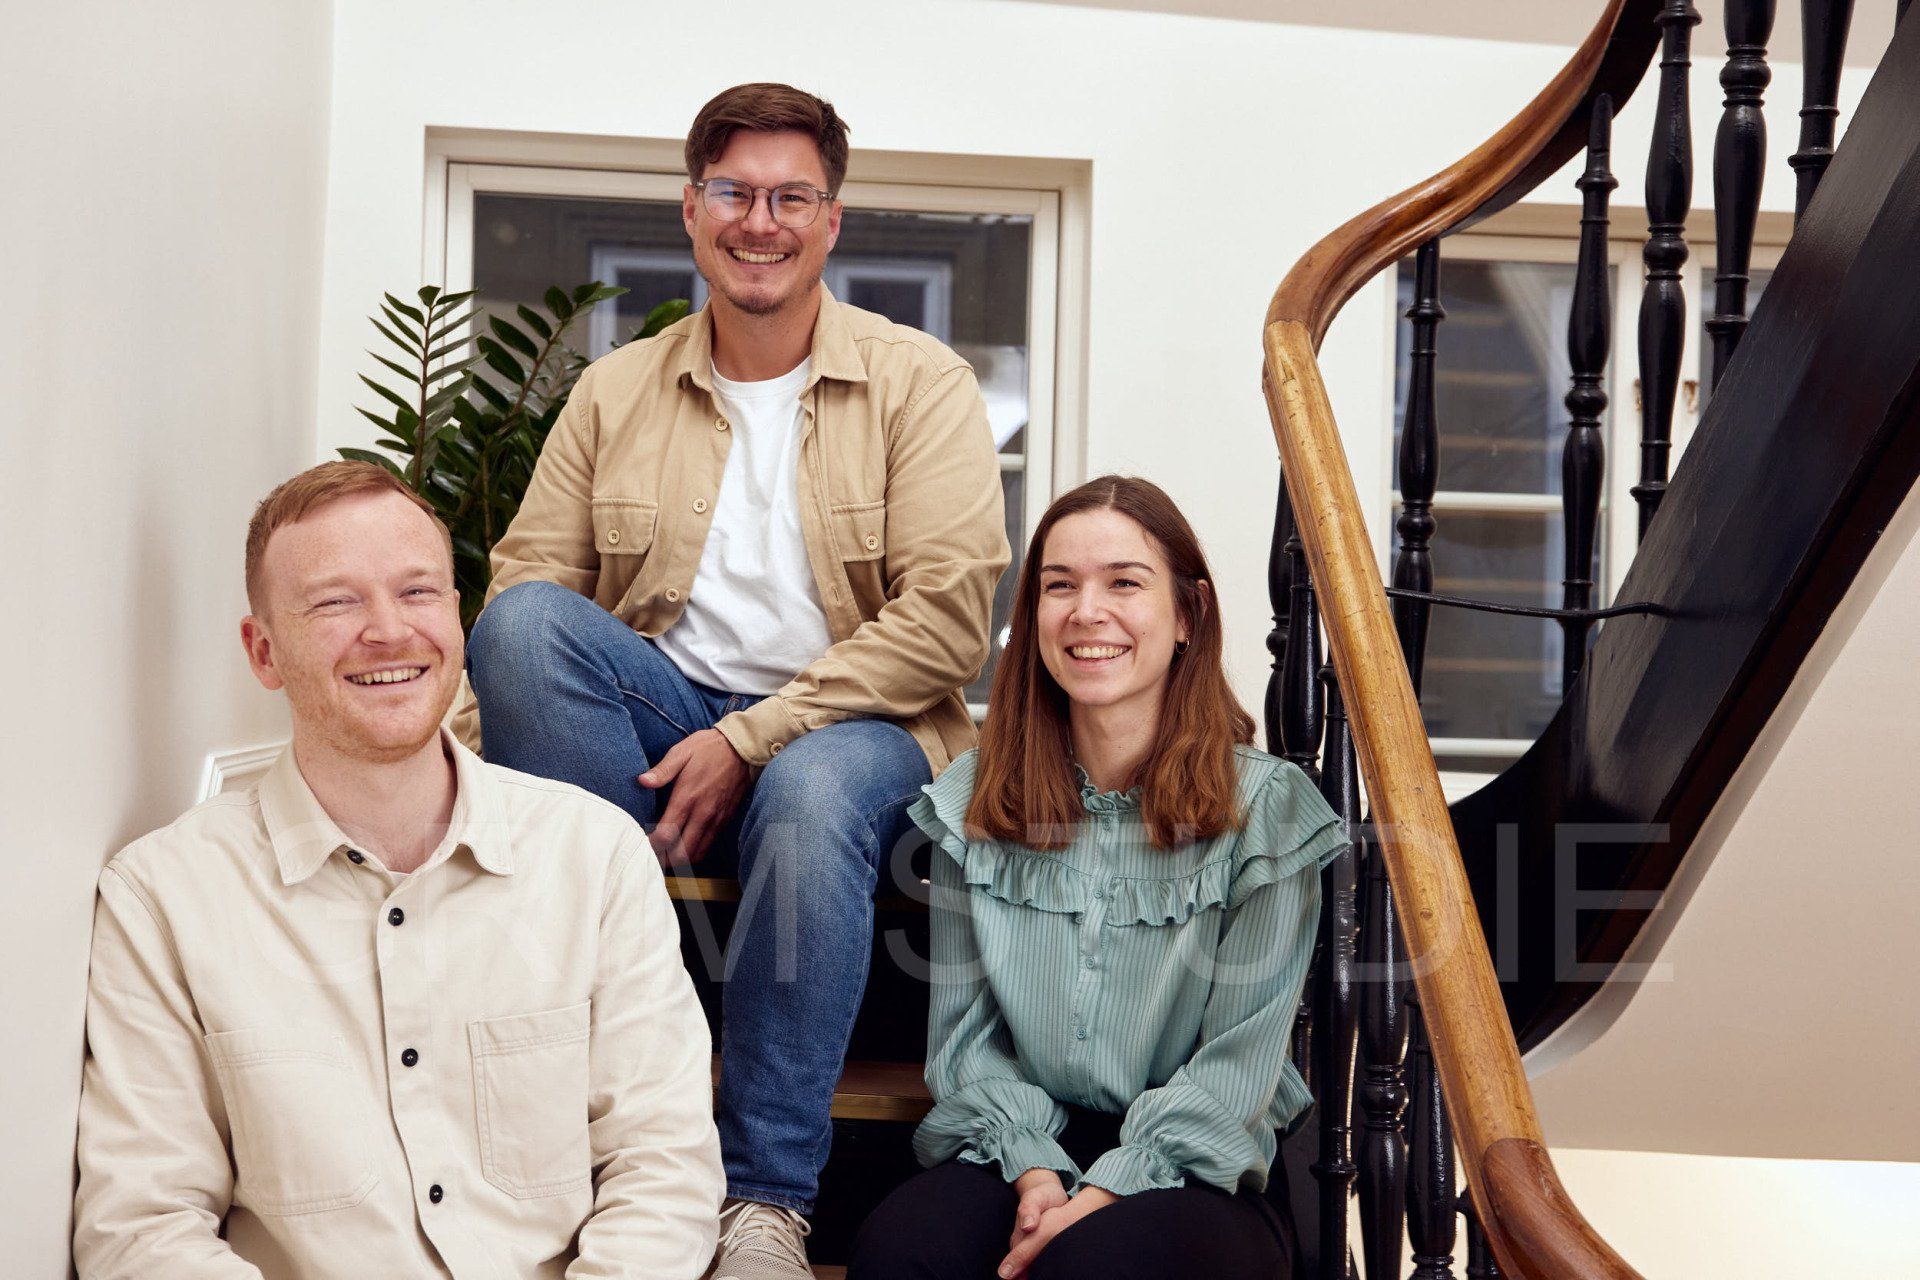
top-left (1261, 3), bottom-right (1656, 1277)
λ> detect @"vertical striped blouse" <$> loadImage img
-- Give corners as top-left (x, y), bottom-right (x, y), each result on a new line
top-left (907, 743), bottom-right (1346, 1198)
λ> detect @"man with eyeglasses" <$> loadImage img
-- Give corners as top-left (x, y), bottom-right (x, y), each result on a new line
top-left (461, 83), bottom-right (1009, 1280)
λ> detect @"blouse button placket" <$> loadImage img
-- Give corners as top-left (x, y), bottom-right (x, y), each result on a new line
top-left (1067, 845), bottom-right (1109, 1095)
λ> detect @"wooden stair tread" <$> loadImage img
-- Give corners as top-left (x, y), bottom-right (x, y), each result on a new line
top-left (667, 871), bottom-right (926, 913)
top-left (712, 1055), bottom-right (931, 1123)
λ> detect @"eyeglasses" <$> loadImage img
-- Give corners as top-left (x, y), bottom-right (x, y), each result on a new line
top-left (694, 178), bottom-right (835, 229)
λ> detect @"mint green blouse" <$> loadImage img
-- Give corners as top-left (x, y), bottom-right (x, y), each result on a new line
top-left (906, 744), bottom-right (1346, 1198)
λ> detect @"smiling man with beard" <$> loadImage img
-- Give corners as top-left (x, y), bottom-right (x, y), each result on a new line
top-left (460, 83), bottom-right (1009, 1280)
top-left (72, 462), bottom-right (723, 1278)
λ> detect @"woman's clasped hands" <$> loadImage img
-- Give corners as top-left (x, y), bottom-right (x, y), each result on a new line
top-left (998, 1169), bottom-right (1118, 1278)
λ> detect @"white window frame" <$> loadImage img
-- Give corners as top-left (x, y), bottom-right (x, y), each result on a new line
top-left (1381, 207), bottom-right (1788, 793)
top-left (824, 257), bottom-right (954, 343)
top-left (584, 247), bottom-right (709, 355)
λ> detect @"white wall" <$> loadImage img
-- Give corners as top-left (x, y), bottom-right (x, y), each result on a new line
top-left (317, 0), bottom-right (1866, 720)
top-left (319, 0), bottom-right (1601, 718)
top-left (0, 1), bottom-right (333, 1270)
top-left (1552, 1148), bottom-right (1920, 1276)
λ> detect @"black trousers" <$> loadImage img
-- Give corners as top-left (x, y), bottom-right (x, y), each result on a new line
top-left (847, 1107), bottom-right (1295, 1280)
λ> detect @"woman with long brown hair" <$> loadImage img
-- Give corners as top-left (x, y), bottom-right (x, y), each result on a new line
top-left (849, 476), bottom-right (1343, 1279)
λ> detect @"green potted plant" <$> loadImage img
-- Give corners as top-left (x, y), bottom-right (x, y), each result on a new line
top-left (345, 282), bottom-right (688, 627)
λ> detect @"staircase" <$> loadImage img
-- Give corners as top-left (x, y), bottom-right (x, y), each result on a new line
top-left (1261, 0), bottom-right (1920, 1276)
top-left (678, 3), bottom-right (1920, 1275)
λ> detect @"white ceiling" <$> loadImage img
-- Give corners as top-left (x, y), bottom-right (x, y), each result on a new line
top-left (1024, 0), bottom-right (1898, 68)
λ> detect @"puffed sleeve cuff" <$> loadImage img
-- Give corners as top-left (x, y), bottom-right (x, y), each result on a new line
top-left (954, 1125), bottom-right (1081, 1184)
top-left (1077, 1144), bottom-right (1186, 1197)
top-left (913, 1070), bottom-right (1076, 1182)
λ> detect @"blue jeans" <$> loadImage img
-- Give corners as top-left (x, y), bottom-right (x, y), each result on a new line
top-left (467, 581), bottom-right (931, 1214)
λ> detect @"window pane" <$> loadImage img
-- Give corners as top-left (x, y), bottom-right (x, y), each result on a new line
top-left (1408, 507), bottom-right (1591, 743)
top-left (968, 465), bottom-right (1023, 707)
top-left (1394, 259), bottom-right (1614, 496)
top-left (469, 190), bottom-right (1034, 700)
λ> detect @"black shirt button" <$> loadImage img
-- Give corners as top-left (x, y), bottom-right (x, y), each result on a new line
top-left (346, 849), bottom-right (364, 864)
top-left (401, 1048), bottom-right (418, 1067)
top-left (388, 907), bottom-right (405, 926)
top-left (428, 1183), bottom-right (443, 1204)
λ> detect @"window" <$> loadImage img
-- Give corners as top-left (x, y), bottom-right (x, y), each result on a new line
top-left (1390, 216), bottom-right (1784, 782)
top-left (442, 161), bottom-right (1065, 709)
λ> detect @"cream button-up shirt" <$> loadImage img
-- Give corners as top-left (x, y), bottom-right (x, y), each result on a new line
top-left (73, 731), bottom-right (722, 1279)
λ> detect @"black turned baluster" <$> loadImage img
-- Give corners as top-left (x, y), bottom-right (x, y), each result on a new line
top-left (1277, 488), bottom-right (1325, 781)
top-left (1310, 677), bottom-right (1362, 1280)
top-left (1393, 238), bottom-right (1455, 1280)
top-left (1406, 998), bottom-right (1457, 1279)
top-left (1461, 1194), bottom-right (1504, 1279)
top-left (1705, 0), bottom-right (1775, 395)
top-left (1395, 241), bottom-right (1444, 691)
top-left (1632, 4), bottom-right (1699, 541)
top-left (1355, 830), bottom-right (1410, 1280)
top-left (1265, 477), bottom-right (1295, 759)
top-left (1561, 96), bottom-right (1616, 692)
top-left (1791, 0), bottom-right (1857, 218)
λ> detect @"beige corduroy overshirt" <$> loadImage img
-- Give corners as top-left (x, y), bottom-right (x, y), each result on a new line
top-left (72, 732), bottom-right (723, 1279)
top-left (454, 292), bottom-right (1010, 774)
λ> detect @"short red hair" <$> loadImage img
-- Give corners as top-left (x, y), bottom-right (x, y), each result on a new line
top-left (244, 461), bottom-right (449, 611)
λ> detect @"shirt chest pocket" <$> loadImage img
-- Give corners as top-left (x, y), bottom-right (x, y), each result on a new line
top-left (592, 498), bottom-right (658, 556)
top-left (205, 1025), bottom-right (379, 1216)
top-left (830, 500), bottom-right (887, 606)
top-left (469, 1001), bottom-right (593, 1200)
top-left (591, 498), bottom-right (658, 616)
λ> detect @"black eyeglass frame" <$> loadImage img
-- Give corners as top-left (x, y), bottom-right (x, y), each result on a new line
top-left (692, 178), bottom-right (838, 228)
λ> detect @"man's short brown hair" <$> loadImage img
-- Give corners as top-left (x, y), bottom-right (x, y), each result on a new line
top-left (245, 461), bottom-right (451, 611)
top-left (685, 82), bottom-right (850, 194)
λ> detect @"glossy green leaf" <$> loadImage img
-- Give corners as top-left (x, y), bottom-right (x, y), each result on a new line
top-left (369, 316), bottom-right (421, 355)
top-left (423, 337), bottom-right (473, 366)
top-left (515, 305), bottom-right (554, 340)
top-left (470, 375), bottom-right (512, 413)
top-left (427, 306), bottom-right (478, 344)
top-left (638, 297), bottom-right (692, 339)
top-left (378, 306), bottom-right (424, 344)
top-left (384, 293), bottom-right (425, 325)
top-left (359, 375), bottom-right (415, 417)
top-left (489, 314), bottom-right (540, 358)
top-left (367, 352), bottom-right (420, 386)
top-left (478, 341), bottom-right (526, 383)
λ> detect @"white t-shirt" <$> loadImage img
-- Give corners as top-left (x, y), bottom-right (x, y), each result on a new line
top-left (654, 359), bottom-right (835, 694)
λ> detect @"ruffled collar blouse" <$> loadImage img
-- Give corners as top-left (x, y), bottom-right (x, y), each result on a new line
top-left (907, 744), bottom-right (1346, 1198)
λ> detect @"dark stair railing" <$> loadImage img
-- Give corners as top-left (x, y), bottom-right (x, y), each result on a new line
top-left (1563, 96), bottom-right (1617, 689)
top-left (1261, 0), bottom-right (1920, 1275)
top-left (1705, 0), bottom-right (1775, 398)
top-left (1449, 0), bottom-right (1920, 1055)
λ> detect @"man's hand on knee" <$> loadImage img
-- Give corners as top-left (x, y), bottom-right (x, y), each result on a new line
top-left (641, 728), bottom-right (750, 866)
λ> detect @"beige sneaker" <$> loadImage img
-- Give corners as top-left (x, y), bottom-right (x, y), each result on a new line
top-left (709, 1198), bottom-right (813, 1280)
